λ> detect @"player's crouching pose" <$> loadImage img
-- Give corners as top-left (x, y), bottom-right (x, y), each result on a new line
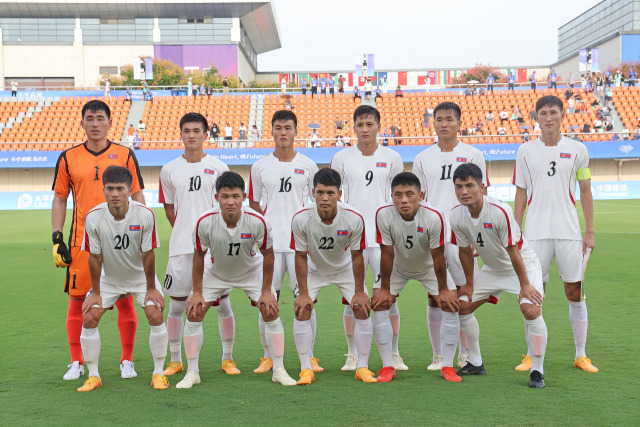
top-left (177, 171), bottom-right (297, 388)
top-left (292, 168), bottom-right (376, 385)
top-left (449, 164), bottom-right (548, 388)
top-left (373, 172), bottom-right (461, 383)
top-left (78, 166), bottom-right (169, 392)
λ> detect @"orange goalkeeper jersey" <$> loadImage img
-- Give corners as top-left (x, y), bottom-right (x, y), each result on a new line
top-left (52, 141), bottom-right (144, 247)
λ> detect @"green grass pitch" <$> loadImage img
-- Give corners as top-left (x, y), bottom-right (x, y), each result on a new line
top-left (0, 200), bottom-right (638, 426)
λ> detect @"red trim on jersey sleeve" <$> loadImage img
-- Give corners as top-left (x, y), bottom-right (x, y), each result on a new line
top-left (523, 157), bottom-right (533, 205)
top-left (83, 230), bottom-right (90, 252)
top-left (345, 208), bottom-right (366, 250)
top-left (375, 204), bottom-right (393, 245)
top-left (139, 204), bottom-right (159, 249)
top-left (511, 162), bottom-right (517, 185)
top-left (490, 203), bottom-right (513, 247)
top-left (248, 169), bottom-right (256, 201)
top-left (290, 230), bottom-right (296, 250)
top-left (246, 212), bottom-right (269, 250)
top-left (450, 230), bottom-right (457, 245)
top-left (158, 177), bottom-right (166, 203)
top-left (423, 205), bottom-right (446, 247)
top-left (195, 212), bottom-right (217, 251)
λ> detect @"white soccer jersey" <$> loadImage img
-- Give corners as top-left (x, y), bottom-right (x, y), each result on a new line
top-left (248, 152), bottom-right (318, 252)
top-left (330, 144), bottom-right (403, 247)
top-left (375, 201), bottom-right (446, 276)
top-left (194, 205), bottom-right (271, 282)
top-left (291, 202), bottom-right (366, 274)
top-left (413, 142), bottom-right (489, 215)
top-left (159, 154), bottom-right (229, 256)
top-left (449, 196), bottom-right (539, 276)
top-left (82, 201), bottom-right (159, 286)
top-left (513, 137), bottom-right (589, 241)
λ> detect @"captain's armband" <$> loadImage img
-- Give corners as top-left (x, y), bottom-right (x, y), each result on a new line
top-left (577, 167), bottom-right (591, 181)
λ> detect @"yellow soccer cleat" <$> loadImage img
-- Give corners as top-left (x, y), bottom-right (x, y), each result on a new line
top-left (297, 368), bottom-right (315, 385)
top-left (253, 357), bottom-right (273, 373)
top-left (77, 376), bottom-right (102, 392)
top-left (151, 374), bottom-right (170, 390)
top-left (222, 359), bottom-right (241, 375)
top-left (163, 361), bottom-right (184, 376)
top-left (515, 355), bottom-right (532, 371)
top-left (355, 367), bottom-right (378, 383)
top-left (310, 357), bottom-right (324, 373)
top-left (574, 357), bottom-right (599, 373)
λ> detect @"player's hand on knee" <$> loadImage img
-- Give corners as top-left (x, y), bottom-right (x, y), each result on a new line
top-left (258, 291), bottom-right (279, 318)
top-left (294, 294), bottom-right (313, 320)
top-left (82, 292), bottom-right (102, 315)
top-left (186, 292), bottom-right (205, 318)
top-left (519, 284), bottom-right (543, 306)
top-left (438, 289), bottom-right (460, 313)
top-left (371, 288), bottom-right (394, 311)
top-left (458, 284), bottom-right (474, 302)
top-left (145, 288), bottom-right (165, 311)
top-left (52, 231), bottom-right (72, 267)
top-left (351, 292), bottom-right (371, 318)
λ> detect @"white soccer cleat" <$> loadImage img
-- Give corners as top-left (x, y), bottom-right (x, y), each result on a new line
top-left (63, 361), bottom-right (85, 380)
top-left (393, 353), bottom-right (409, 371)
top-left (120, 360), bottom-right (138, 379)
top-left (176, 369), bottom-right (201, 389)
top-left (271, 366), bottom-right (297, 386)
top-left (427, 354), bottom-right (443, 371)
top-left (457, 354), bottom-right (469, 369)
top-left (341, 354), bottom-right (358, 371)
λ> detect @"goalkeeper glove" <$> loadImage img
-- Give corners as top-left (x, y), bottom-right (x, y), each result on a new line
top-left (52, 231), bottom-right (72, 267)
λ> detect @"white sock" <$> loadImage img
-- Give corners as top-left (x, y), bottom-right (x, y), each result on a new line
top-left (343, 305), bottom-right (357, 355)
top-left (427, 304), bottom-right (443, 355)
top-left (293, 318), bottom-right (313, 370)
top-left (373, 310), bottom-right (393, 367)
top-left (441, 311), bottom-right (460, 368)
top-left (265, 318), bottom-right (286, 371)
top-left (258, 311), bottom-right (271, 358)
top-left (525, 316), bottom-right (547, 374)
top-left (523, 318), bottom-right (532, 357)
top-left (310, 308), bottom-right (317, 358)
top-left (569, 300), bottom-right (588, 358)
top-left (183, 320), bottom-right (203, 373)
top-left (80, 327), bottom-right (101, 378)
top-left (149, 324), bottom-right (169, 375)
top-left (167, 299), bottom-right (186, 363)
top-left (458, 335), bottom-right (468, 357)
top-left (215, 298), bottom-right (235, 361)
top-left (389, 302), bottom-right (400, 353)
top-left (459, 313), bottom-right (482, 366)
top-left (355, 318), bottom-right (373, 369)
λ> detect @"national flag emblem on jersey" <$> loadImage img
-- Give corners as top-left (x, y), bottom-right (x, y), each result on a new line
top-left (204, 169), bottom-right (215, 175)
top-left (241, 233), bottom-right (252, 239)
top-left (417, 226), bottom-right (424, 233)
top-left (337, 230), bottom-right (348, 235)
top-left (129, 225), bottom-right (141, 231)
top-left (483, 223), bottom-right (493, 229)
top-left (376, 162), bottom-right (387, 168)
top-left (560, 153), bottom-right (572, 159)
top-left (294, 168), bottom-right (305, 175)
top-left (456, 157), bottom-right (467, 162)
top-left (107, 154), bottom-right (118, 159)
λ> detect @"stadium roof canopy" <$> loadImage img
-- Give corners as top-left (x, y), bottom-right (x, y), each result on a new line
top-left (0, 0), bottom-right (281, 53)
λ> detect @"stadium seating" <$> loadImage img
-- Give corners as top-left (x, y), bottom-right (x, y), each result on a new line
top-left (612, 86), bottom-right (640, 131)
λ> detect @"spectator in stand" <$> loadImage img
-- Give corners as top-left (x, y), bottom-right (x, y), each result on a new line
top-left (485, 110), bottom-right (494, 122)
top-left (510, 105), bottom-right (518, 122)
top-left (199, 83), bottom-right (205, 96)
top-left (521, 130), bottom-right (530, 142)
top-left (475, 120), bottom-right (484, 134)
top-left (320, 78), bottom-right (327, 96)
top-left (565, 87), bottom-right (574, 100)
top-left (138, 120), bottom-right (146, 134)
top-left (192, 79), bottom-right (198, 97)
top-left (461, 127), bottom-right (469, 136)
top-left (549, 69), bottom-right (558, 89)
top-left (187, 77), bottom-right (193, 97)
top-left (335, 134), bottom-right (344, 147)
top-left (104, 79), bottom-right (111, 99)
top-left (301, 77), bottom-right (307, 95)
top-left (390, 124), bottom-right (397, 142)
top-left (582, 123), bottom-right (591, 133)
top-left (364, 79), bottom-right (373, 100)
top-left (593, 118), bottom-right (603, 132)
top-left (224, 122), bottom-right (233, 148)
top-left (283, 99), bottom-right (294, 110)
top-left (375, 86), bottom-right (383, 100)
top-left (615, 70), bottom-right (622, 88)
top-left (605, 121), bottom-right (613, 132)
top-left (334, 116), bottom-right (343, 131)
top-left (210, 122), bottom-right (219, 141)
top-left (310, 130), bottom-right (320, 147)
top-left (500, 108), bottom-right (509, 124)
top-left (249, 125), bottom-right (259, 148)
top-left (534, 121), bottom-right (541, 133)
top-left (579, 102), bottom-right (587, 114)
top-left (395, 85), bottom-right (403, 98)
top-left (497, 125), bottom-right (507, 135)
top-left (125, 88), bottom-right (132, 103)
top-left (222, 77), bottom-right (230, 96)
top-left (11, 78), bottom-right (18, 97)
top-left (634, 128), bottom-right (640, 140)
top-left (596, 75), bottom-right (604, 96)
top-left (508, 72), bottom-right (515, 91)
top-left (569, 72), bottom-right (575, 88)
top-left (628, 68), bottom-right (637, 87)
top-left (238, 123), bottom-right (247, 142)
top-left (281, 76), bottom-right (288, 94)
top-left (395, 126), bottom-right (403, 145)
top-left (580, 74), bottom-right (587, 89)
top-left (487, 73), bottom-right (494, 93)
top-left (338, 74), bottom-right (344, 93)
top-left (529, 109), bottom-right (537, 122)
top-left (311, 76), bottom-right (318, 97)
top-left (127, 124), bottom-right (135, 147)
top-left (622, 127), bottom-right (630, 140)
top-left (604, 87), bottom-right (613, 107)
top-left (604, 68), bottom-right (613, 89)
top-left (329, 75), bottom-right (336, 97)
top-left (353, 86), bottom-right (361, 100)
top-left (467, 124), bottom-right (476, 135)
top-left (206, 85), bottom-right (213, 96)
top-left (568, 97), bottom-right (575, 114)
top-left (380, 130), bottom-right (389, 146)
top-left (530, 71), bottom-right (537, 93)
top-left (611, 133), bottom-right (620, 142)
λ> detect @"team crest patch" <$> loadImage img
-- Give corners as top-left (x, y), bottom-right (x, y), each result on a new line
top-left (560, 153), bottom-right (572, 159)
top-left (483, 223), bottom-right (493, 229)
top-left (204, 169), bottom-right (215, 175)
top-left (417, 226), bottom-right (424, 233)
top-left (107, 154), bottom-right (118, 159)
top-left (241, 233), bottom-right (252, 239)
top-left (337, 230), bottom-right (348, 235)
top-left (294, 168), bottom-right (305, 174)
top-left (376, 162), bottom-right (387, 168)
top-left (129, 225), bottom-right (141, 231)
top-left (456, 157), bottom-right (467, 162)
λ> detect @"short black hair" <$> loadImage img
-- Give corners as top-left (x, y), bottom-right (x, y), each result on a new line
top-left (313, 167), bottom-right (341, 189)
top-left (452, 163), bottom-right (483, 184)
top-left (271, 110), bottom-right (298, 129)
top-left (102, 165), bottom-right (132, 187)
top-left (179, 112), bottom-right (208, 133)
top-left (391, 172), bottom-right (421, 192)
top-left (535, 95), bottom-right (564, 113)
top-left (353, 105), bottom-right (380, 124)
top-left (82, 100), bottom-right (111, 120)
top-left (215, 171), bottom-right (245, 193)
top-left (433, 102), bottom-right (461, 122)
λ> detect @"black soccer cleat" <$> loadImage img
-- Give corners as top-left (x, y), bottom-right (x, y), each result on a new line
top-left (529, 370), bottom-right (546, 388)
top-left (456, 362), bottom-right (486, 376)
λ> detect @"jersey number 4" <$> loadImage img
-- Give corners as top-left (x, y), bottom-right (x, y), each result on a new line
top-left (476, 232), bottom-right (485, 247)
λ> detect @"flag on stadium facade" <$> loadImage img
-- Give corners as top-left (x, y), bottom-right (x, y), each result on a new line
top-left (279, 73), bottom-right (297, 84)
top-left (428, 71), bottom-right (436, 85)
top-left (517, 69), bottom-right (528, 82)
top-left (398, 71), bottom-right (408, 86)
top-left (377, 72), bottom-right (388, 87)
top-left (417, 74), bottom-right (427, 85)
top-left (591, 48), bottom-right (600, 72)
top-left (407, 71), bottom-right (420, 86)
top-left (579, 49), bottom-right (587, 71)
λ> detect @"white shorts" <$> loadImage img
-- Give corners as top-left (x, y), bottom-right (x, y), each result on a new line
top-left (273, 251), bottom-right (296, 292)
top-left (94, 276), bottom-right (163, 309)
top-left (364, 247), bottom-right (382, 288)
top-left (305, 269), bottom-right (369, 303)
top-left (459, 268), bottom-right (544, 306)
top-left (444, 242), bottom-right (479, 286)
top-left (529, 239), bottom-right (582, 283)
top-left (203, 269), bottom-right (275, 304)
top-left (164, 253), bottom-right (194, 298)
top-left (390, 268), bottom-right (456, 296)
